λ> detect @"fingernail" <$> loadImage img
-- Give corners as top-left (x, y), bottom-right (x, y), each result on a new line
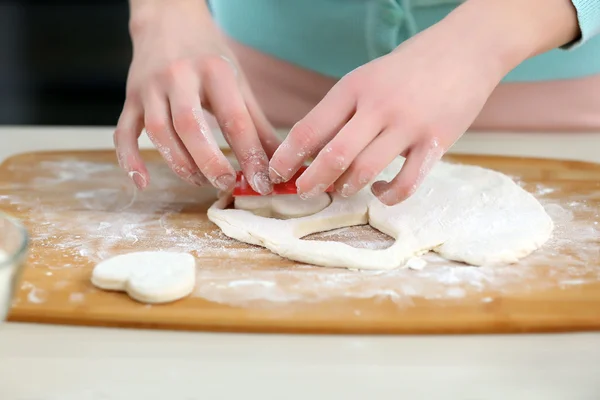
top-left (371, 180), bottom-right (392, 204)
top-left (269, 166), bottom-right (284, 184)
top-left (371, 181), bottom-right (415, 206)
top-left (358, 170), bottom-right (373, 186)
top-left (191, 172), bottom-right (209, 187)
top-left (298, 183), bottom-right (327, 200)
top-left (252, 172), bottom-right (272, 195)
top-left (338, 183), bottom-right (353, 197)
top-left (214, 174), bottom-right (235, 191)
top-left (370, 180), bottom-right (385, 195)
top-left (128, 171), bottom-right (147, 190)
top-left (378, 191), bottom-right (396, 206)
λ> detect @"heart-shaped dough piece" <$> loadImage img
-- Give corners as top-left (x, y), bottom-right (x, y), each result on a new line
top-left (91, 251), bottom-right (196, 304)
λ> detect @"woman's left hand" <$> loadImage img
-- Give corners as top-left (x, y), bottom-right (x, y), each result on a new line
top-left (268, 24), bottom-right (506, 206)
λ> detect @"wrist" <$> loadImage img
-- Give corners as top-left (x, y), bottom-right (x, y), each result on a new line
top-left (128, 0), bottom-right (211, 38)
top-left (438, 0), bottom-right (580, 76)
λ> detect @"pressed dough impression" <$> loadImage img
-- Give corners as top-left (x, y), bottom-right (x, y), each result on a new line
top-left (209, 157), bottom-right (554, 270)
top-left (234, 193), bottom-right (331, 219)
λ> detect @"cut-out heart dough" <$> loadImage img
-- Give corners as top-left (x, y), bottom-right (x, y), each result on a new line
top-left (208, 157), bottom-right (553, 270)
top-left (91, 252), bottom-right (196, 303)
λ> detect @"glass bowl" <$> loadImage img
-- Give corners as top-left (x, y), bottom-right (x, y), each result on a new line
top-left (0, 212), bottom-right (29, 322)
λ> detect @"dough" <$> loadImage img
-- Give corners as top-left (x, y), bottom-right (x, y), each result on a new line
top-left (234, 193), bottom-right (331, 219)
top-left (91, 251), bottom-right (196, 303)
top-left (208, 158), bottom-right (553, 270)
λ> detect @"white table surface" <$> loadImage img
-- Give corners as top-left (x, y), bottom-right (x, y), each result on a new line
top-left (0, 126), bottom-right (599, 400)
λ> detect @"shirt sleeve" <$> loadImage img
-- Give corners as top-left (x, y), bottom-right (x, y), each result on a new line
top-left (562, 0), bottom-right (600, 49)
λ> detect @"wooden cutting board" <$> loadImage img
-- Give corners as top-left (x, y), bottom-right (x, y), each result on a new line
top-left (0, 149), bottom-right (599, 334)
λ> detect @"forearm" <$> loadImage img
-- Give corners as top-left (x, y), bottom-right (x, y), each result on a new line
top-left (436, 0), bottom-right (580, 77)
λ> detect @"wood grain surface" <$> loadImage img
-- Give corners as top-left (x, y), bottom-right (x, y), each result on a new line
top-left (0, 149), bottom-right (598, 334)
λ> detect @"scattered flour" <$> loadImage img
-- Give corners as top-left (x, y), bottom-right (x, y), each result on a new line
top-left (0, 158), bottom-right (598, 308)
top-left (69, 292), bottom-right (85, 303)
top-left (21, 281), bottom-right (47, 304)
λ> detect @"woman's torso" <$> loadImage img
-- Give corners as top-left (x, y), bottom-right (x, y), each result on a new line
top-left (210, 0), bottom-right (600, 130)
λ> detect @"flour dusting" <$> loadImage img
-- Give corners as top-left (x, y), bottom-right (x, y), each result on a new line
top-left (0, 157), bottom-right (598, 308)
top-left (194, 178), bottom-right (599, 307)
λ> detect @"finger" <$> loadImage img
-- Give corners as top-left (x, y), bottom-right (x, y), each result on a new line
top-left (142, 86), bottom-right (209, 187)
top-left (268, 82), bottom-right (354, 184)
top-left (203, 58), bottom-right (272, 195)
top-left (242, 82), bottom-right (281, 158)
top-left (167, 71), bottom-right (237, 192)
top-left (295, 112), bottom-right (380, 199)
top-left (371, 139), bottom-right (444, 206)
top-left (114, 100), bottom-right (149, 190)
top-left (334, 126), bottom-right (413, 198)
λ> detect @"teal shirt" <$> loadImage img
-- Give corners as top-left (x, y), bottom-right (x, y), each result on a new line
top-left (570, 0), bottom-right (600, 46)
top-left (209, 0), bottom-right (600, 82)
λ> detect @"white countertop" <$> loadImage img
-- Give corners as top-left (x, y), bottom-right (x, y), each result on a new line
top-left (1, 126), bottom-right (599, 400)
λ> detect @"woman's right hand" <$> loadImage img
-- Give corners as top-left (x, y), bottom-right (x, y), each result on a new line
top-left (114, 0), bottom-right (279, 195)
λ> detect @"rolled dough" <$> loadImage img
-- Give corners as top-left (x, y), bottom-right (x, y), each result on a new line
top-left (208, 158), bottom-right (553, 270)
top-left (91, 251), bottom-right (196, 303)
top-left (234, 193), bottom-right (331, 219)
